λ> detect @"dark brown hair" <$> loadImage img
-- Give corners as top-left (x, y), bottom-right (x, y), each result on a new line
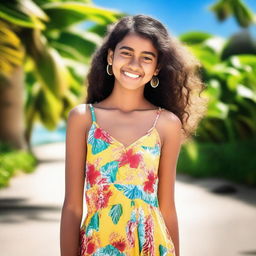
top-left (85, 14), bottom-right (208, 142)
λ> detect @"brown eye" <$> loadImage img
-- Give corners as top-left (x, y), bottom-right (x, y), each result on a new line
top-left (143, 56), bottom-right (152, 61)
top-left (121, 51), bottom-right (131, 56)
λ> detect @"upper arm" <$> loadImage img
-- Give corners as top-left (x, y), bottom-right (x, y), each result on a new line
top-left (157, 111), bottom-right (183, 214)
top-left (63, 104), bottom-right (88, 215)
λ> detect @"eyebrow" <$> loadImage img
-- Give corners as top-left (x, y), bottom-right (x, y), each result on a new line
top-left (119, 46), bottom-right (156, 58)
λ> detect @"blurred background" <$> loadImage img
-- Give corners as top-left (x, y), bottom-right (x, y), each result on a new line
top-left (0, 0), bottom-right (255, 255)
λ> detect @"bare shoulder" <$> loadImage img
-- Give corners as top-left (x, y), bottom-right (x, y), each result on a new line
top-left (160, 109), bottom-right (182, 127)
top-left (68, 103), bottom-right (87, 117)
top-left (159, 109), bottom-right (183, 145)
top-left (67, 103), bottom-right (90, 131)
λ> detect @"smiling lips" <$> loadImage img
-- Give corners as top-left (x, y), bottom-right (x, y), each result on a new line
top-left (123, 71), bottom-right (141, 79)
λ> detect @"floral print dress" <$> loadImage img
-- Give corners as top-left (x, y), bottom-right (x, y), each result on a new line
top-left (79, 103), bottom-right (176, 256)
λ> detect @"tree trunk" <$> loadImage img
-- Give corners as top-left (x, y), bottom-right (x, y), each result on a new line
top-left (0, 66), bottom-right (27, 150)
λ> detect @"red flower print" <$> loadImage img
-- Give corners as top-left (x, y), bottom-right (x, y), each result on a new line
top-left (112, 239), bottom-right (126, 252)
top-left (96, 185), bottom-right (113, 209)
top-left (94, 128), bottom-right (112, 143)
top-left (79, 229), bottom-right (96, 256)
top-left (143, 171), bottom-right (157, 194)
top-left (79, 228), bottom-right (86, 256)
top-left (86, 163), bottom-right (108, 187)
top-left (126, 219), bottom-right (138, 247)
top-left (110, 232), bottom-right (127, 252)
top-left (86, 239), bottom-right (96, 254)
top-left (86, 163), bottom-right (101, 186)
top-left (142, 215), bottom-right (154, 255)
top-left (118, 148), bottom-right (142, 168)
top-left (80, 228), bottom-right (102, 256)
top-left (79, 230), bottom-right (97, 255)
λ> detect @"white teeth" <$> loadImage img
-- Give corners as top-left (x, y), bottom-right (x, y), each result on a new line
top-left (124, 71), bottom-right (140, 78)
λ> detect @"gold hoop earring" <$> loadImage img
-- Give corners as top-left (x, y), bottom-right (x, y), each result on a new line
top-left (106, 64), bottom-right (113, 76)
top-left (150, 76), bottom-right (159, 88)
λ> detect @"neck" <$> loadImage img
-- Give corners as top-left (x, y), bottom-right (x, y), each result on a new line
top-left (98, 83), bottom-right (153, 112)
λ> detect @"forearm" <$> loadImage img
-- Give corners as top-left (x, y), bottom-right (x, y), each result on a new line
top-left (60, 205), bottom-right (83, 256)
top-left (162, 209), bottom-right (180, 256)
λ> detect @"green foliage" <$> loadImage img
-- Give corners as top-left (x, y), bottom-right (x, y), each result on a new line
top-left (49, 29), bottom-right (102, 63)
top-left (208, 0), bottom-right (256, 28)
top-left (0, 0), bottom-right (124, 146)
top-left (180, 33), bottom-right (256, 143)
top-left (0, 20), bottom-right (24, 78)
top-left (42, 2), bottom-right (120, 29)
top-left (0, 143), bottom-right (38, 189)
top-left (179, 3), bottom-right (256, 185)
top-left (0, 0), bottom-right (48, 29)
top-left (178, 138), bottom-right (256, 186)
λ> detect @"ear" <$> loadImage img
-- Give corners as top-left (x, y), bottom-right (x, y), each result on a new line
top-left (154, 65), bottom-right (161, 76)
top-left (107, 49), bottom-right (114, 65)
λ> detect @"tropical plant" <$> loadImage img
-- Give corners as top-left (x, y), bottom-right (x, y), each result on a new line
top-left (177, 1), bottom-right (256, 185)
top-left (0, 142), bottom-right (37, 188)
top-left (209, 0), bottom-right (256, 28)
top-left (180, 31), bottom-right (256, 142)
top-left (0, 20), bottom-right (24, 77)
top-left (0, 0), bottom-right (124, 151)
top-left (209, 0), bottom-right (256, 58)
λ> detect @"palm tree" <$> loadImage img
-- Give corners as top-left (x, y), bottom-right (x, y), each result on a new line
top-left (0, 0), bottom-right (124, 151)
top-left (0, 19), bottom-right (26, 149)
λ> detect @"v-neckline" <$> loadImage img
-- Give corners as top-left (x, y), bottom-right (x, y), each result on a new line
top-left (92, 121), bottom-right (161, 151)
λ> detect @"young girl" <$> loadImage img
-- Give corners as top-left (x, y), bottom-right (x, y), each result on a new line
top-left (60, 14), bottom-right (206, 256)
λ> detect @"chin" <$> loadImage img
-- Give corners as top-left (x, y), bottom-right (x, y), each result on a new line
top-left (122, 83), bottom-right (146, 91)
top-left (114, 75), bottom-right (147, 90)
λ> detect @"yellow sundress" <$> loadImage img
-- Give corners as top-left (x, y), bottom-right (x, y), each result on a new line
top-left (79, 103), bottom-right (176, 256)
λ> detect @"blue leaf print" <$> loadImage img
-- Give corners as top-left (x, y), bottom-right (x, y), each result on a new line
top-left (130, 208), bottom-right (137, 222)
top-left (85, 211), bottom-right (99, 236)
top-left (141, 189), bottom-right (159, 207)
top-left (93, 244), bottom-right (125, 256)
top-left (141, 144), bottom-right (160, 156)
top-left (114, 184), bottom-right (158, 207)
top-left (91, 138), bottom-right (109, 155)
top-left (87, 123), bottom-right (95, 140)
top-left (109, 204), bottom-right (123, 224)
top-left (159, 244), bottom-right (168, 256)
top-left (100, 161), bottom-right (119, 182)
top-left (137, 208), bottom-right (145, 253)
top-left (114, 184), bottom-right (143, 199)
top-left (88, 124), bottom-right (110, 155)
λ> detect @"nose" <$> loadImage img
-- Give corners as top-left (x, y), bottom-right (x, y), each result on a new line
top-left (128, 56), bottom-right (141, 70)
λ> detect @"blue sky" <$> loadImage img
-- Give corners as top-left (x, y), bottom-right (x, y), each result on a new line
top-left (93, 0), bottom-right (256, 38)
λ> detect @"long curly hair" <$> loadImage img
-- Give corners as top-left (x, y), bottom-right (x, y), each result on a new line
top-left (85, 14), bottom-right (208, 143)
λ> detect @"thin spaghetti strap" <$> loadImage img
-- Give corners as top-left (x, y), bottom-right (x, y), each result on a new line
top-left (147, 106), bottom-right (162, 133)
top-left (152, 106), bottom-right (162, 128)
top-left (89, 103), bottom-right (96, 122)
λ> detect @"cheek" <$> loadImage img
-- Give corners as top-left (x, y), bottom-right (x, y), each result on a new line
top-left (143, 65), bottom-right (157, 77)
top-left (112, 62), bottom-right (122, 75)
top-left (113, 54), bottom-right (125, 65)
top-left (112, 57), bottom-right (126, 73)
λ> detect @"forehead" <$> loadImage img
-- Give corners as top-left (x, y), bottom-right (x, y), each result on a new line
top-left (116, 33), bottom-right (158, 54)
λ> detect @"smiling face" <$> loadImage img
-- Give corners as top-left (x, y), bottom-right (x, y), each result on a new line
top-left (107, 33), bottom-right (160, 90)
